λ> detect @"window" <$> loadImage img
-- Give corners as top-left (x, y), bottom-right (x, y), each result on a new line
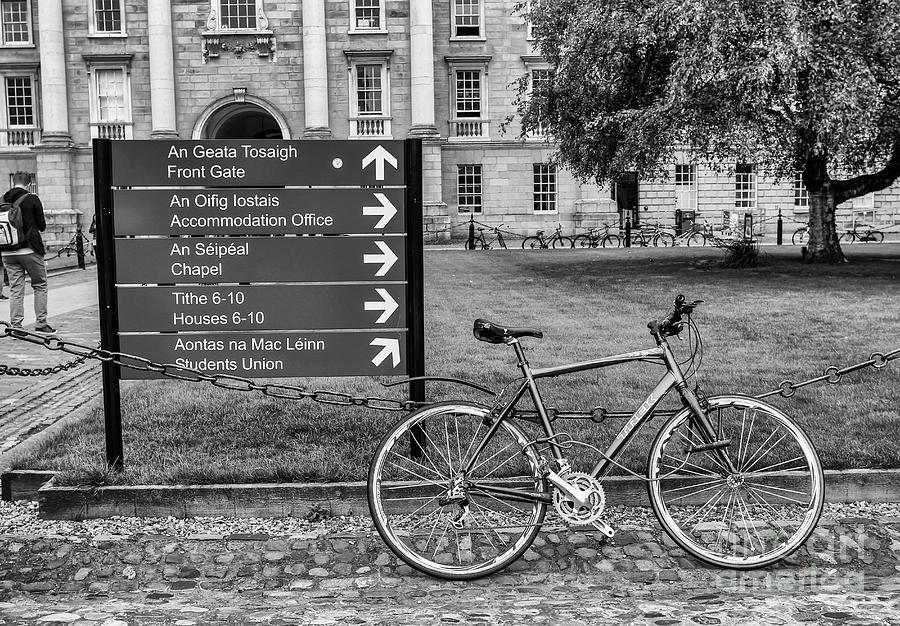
top-left (675, 164), bottom-right (697, 211)
top-left (350, 0), bottom-right (384, 32)
top-left (90, 0), bottom-right (125, 36)
top-left (1, 0), bottom-right (31, 46)
top-left (219, 0), bottom-right (256, 30)
top-left (457, 165), bottom-right (482, 213)
top-left (346, 51), bottom-right (392, 138)
top-left (447, 56), bottom-right (491, 140)
top-left (455, 70), bottom-right (481, 118)
top-left (533, 164), bottom-right (557, 213)
top-left (452, 0), bottom-right (482, 38)
top-left (526, 68), bottom-right (550, 138)
top-left (734, 163), bottom-right (756, 210)
top-left (793, 172), bottom-right (808, 208)
top-left (1, 73), bottom-right (37, 148)
top-left (86, 60), bottom-right (133, 139)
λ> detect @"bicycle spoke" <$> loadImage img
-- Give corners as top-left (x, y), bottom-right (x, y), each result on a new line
top-left (743, 483), bottom-right (809, 506)
top-left (687, 487), bottom-right (729, 531)
top-left (479, 449), bottom-right (525, 481)
top-left (660, 476), bottom-right (727, 494)
top-left (665, 480), bottom-right (729, 503)
top-left (419, 424), bottom-right (454, 476)
top-left (742, 430), bottom-right (790, 473)
top-left (715, 490), bottom-right (736, 551)
top-left (468, 441), bottom-right (516, 477)
top-left (738, 409), bottom-right (757, 469)
top-left (443, 415), bottom-right (454, 475)
top-left (747, 455), bottom-right (807, 475)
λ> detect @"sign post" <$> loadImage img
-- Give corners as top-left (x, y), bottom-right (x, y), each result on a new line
top-left (93, 138), bottom-right (425, 470)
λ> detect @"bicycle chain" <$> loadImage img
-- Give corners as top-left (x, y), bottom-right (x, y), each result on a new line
top-left (1, 321), bottom-right (897, 412)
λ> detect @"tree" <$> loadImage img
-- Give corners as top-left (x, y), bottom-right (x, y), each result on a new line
top-left (516, 0), bottom-right (900, 262)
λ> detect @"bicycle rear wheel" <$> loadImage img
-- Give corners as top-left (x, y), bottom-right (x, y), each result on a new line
top-left (687, 232), bottom-right (706, 247)
top-left (654, 233), bottom-right (676, 247)
top-left (552, 236), bottom-right (573, 249)
top-left (573, 235), bottom-right (594, 248)
top-left (368, 402), bottom-right (548, 580)
top-left (792, 229), bottom-right (808, 245)
top-left (647, 395), bottom-right (823, 569)
top-left (870, 230), bottom-right (884, 243)
top-left (839, 232), bottom-right (855, 243)
top-left (522, 237), bottom-right (541, 249)
top-left (601, 234), bottom-right (621, 248)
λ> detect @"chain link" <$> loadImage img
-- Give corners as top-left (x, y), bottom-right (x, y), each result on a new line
top-left (2, 321), bottom-right (898, 412)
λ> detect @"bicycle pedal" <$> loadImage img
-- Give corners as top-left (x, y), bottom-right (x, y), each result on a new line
top-left (688, 439), bottom-right (731, 453)
top-left (591, 520), bottom-right (615, 539)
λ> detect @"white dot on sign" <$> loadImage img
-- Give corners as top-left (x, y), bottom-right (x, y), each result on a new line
top-left (332, 158), bottom-right (343, 169)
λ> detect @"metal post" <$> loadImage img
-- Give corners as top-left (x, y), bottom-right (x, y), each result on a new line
top-left (624, 216), bottom-right (631, 247)
top-left (405, 139), bottom-right (427, 459)
top-left (92, 139), bottom-right (124, 472)
top-left (75, 223), bottom-right (86, 270)
top-left (777, 209), bottom-right (783, 245)
top-left (467, 213), bottom-right (475, 250)
top-left (674, 209), bottom-right (682, 236)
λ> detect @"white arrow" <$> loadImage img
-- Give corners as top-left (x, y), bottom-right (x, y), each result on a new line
top-left (364, 288), bottom-right (399, 324)
top-left (361, 145), bottom-right (398, 181)
top-left (363, 241), bottom-right (398, 277)
top-left (370, 337), bottom-right (400, 368)
top-left (363, 192), bottom-right (398, 229)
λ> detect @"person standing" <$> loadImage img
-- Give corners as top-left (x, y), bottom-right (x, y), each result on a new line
top-left (1, 172), bottom-right (54, 333)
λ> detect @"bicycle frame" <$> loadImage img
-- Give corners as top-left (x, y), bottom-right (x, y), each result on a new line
top-left (461, 332), bottom-right (731, 502)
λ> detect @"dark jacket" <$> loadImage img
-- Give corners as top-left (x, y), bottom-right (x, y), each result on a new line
top-left (2, 187), bottom-right (45, 255)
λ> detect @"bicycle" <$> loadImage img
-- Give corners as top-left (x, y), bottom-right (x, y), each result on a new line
top-left (464, 225), bottom-right (508, 250)
top-left (522, 224), bottom-right (573, 249)
top-left (629, 223), bottom-right (675, 247)
top-left (368, 295), bottom-right (824, 580)
top-left (572, 223), bottom-right (621, 248)
top-left (54, 226), bottom-right (95, 259)
top-left (792, 226), bottom-right (808, 246)
top-left (840, 226), bottom-right (884, 244)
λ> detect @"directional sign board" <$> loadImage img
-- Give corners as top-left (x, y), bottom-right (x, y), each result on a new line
top-left (96, 139), bottom-right (423, 381)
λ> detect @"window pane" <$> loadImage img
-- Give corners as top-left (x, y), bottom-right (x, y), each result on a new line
top-left (455, 70), bottom-right (481, 118)
top-left (96, 69), bottom-right (125, 121)
top-left (94, 0), bottom-right (122, 32)
top-left (354, 0), bottom-right (380, 29)
top-left (454, 0), bottom-right (480, 36)
top-left (356, 64), bottom-right (383, 115)
top-left (458, 164), bottom-right (482, 213)
top-left (5, 76), bottom-right (33, 126)
top-left (220, 0), bottom-right (256, 29)
top-left (674, 164), bottom-right (697, 211)
top-left (793, 172), bottom-right (808, 208)
top-left (533, 164), bottom-right (557, 212)
top-left (1, 0), bottom-right (29, 43)
top-left (735, 163), bottom-right (756, 210)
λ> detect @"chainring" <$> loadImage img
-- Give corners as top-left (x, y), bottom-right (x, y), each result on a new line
top-left (553, 471), bottom-right (606, 525)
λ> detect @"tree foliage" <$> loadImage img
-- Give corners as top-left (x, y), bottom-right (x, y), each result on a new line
top-left (517, 0), bottom-right (900, 262)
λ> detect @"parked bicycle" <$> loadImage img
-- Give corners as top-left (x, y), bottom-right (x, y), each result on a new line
top-left (629, 223), bottom-right (675, 247)
top-left (54, 226), bottom-right (94, 259)
top-left (686, 221), bottom-right (740, 247)
top-left (464, 224), bottom-right (508, 250)
top-left (522, 224), bottom-right (573, 249)
top-left (840, 226), bottom-right (884, 244)
top-left (572, 223), bottom-right (621, 248)
top-left (368, 295), bottom-right (824, 579)
top-left (792, 226), bottom-right (808, 246)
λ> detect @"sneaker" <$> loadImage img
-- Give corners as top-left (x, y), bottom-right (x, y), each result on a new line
top-left (34, 324), bottom-right (57, 334)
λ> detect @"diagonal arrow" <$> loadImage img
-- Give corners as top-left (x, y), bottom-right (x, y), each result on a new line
top-left (362, 241), bottom-right (398, 277)
top-left (370, 337), bottom-right (400, 368)
top-left (361, 145), bottom-right (398, 181)
top-left (363, 192), bottom-right (398, 229)
top-left (364, 288), bottom-right (399, 324)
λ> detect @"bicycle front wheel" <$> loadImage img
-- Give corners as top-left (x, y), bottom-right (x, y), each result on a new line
top-left (647, 395), bottom-right (823, 570)
top-left (601, 234), bottom-right (621, 248)
top-left (368, 402), bottom-right (548, 580)
top-left (654, 233), bottom-right (676, 247)
top-left (870, 231), bottom-right (884, 243)
top-left (551, 236), bottom-right (573, 249)
top-left (573, 235), bottom-right (594, 248)
top-left (792, 229), bottom-right (808, 245)
top-left (522, 237), bottom-right (541, 250)
top-left (839, 232), bottom-right (855, 243)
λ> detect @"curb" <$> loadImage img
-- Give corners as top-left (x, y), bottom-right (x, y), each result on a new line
top-left (2, 468), bottom-right (898, 520)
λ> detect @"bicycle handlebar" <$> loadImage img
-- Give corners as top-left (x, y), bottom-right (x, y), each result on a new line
top-left (648, 295), bottom-right (703, 337)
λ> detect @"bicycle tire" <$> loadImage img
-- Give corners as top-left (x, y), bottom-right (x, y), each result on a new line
top-left (647, 395), bottom-right (824, 570)
top-left (464, 239), bottom-right (476, 250)
top-left (573, 235), bottom-right (595, 249)
top-left (870, 231), bottom-right (884, 243)
top-left (552, 236), bottom-right (573, 249)
top-left (522, 237), bottom-right (542, 250)
top-left (687, 232), bottom-right (706, 247)
top-left (601, 234), bottom-right (621, 248)
top-left (368, 402), bottom-right (548, 580)
top-left (654, 233), bottom-right (676, 247)
top-left (839, 232), bottom-right (855, 243)
top-left (791, 229), bottom-right (808, 246)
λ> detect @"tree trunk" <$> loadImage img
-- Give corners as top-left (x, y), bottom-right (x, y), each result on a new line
top-left (805, 186), bottom-right (846, 263)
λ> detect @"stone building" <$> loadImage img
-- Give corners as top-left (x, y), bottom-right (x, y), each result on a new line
top-left (0, 0), bottom-right (897, 248)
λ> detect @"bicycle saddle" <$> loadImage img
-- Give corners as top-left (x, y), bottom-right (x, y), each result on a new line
top-left (473, 319), bottom-right (543, 344)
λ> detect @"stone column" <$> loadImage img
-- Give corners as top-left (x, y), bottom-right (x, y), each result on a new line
top-left (408, 0), bottom-right (438, 137)
top-left (301, 0), bottom-right (331, 138)
top-left (148, 0), bottom-right (179, 138)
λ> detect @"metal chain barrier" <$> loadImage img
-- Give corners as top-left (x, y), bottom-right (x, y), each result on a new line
top-left (1, 320), bottom-right (897, 413)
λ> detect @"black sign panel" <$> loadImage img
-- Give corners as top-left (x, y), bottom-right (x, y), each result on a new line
top-left (116, 284), bottom-right (407, 332)
top-left (110, 140), bottom-right (406, 187)
top-left (113, 188), bottom-right (406, 236)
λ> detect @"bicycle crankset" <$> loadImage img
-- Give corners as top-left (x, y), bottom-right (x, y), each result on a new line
top-left (553, 471), bottom-right (607, 526)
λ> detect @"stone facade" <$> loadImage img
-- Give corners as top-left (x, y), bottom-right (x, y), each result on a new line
top-left (0, 0), bottom-right (898, 247)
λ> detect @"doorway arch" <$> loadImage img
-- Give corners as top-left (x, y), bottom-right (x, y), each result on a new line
top-left (193, 96), bottom-right (291, 139)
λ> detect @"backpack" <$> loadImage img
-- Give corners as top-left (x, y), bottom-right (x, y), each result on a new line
top-left (0, 193), bottom-right (30, 251)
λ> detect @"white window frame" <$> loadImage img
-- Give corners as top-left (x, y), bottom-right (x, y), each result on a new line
top-left (349, 0), bottom-right (386, 34)
top-left (451, 0), bottom-right (485, 41)
top-left (0, 65), bottom-right (39, 149)
top-left (85, 58), bottom-right (134, 140)
top-left (89, 0), bottom-right (126, 37)
top-left (525, 0), bottom-right (534, 41)
top-left (0, 0), bottom-right (32, 47)
top-left (533, 163), bottom-right (558, 214)
top-left (674, 163), bottom-right (698, 212)
top-left (457, 164), bottom-right (483, 214)
top-left (345, 50), bottom-right (392, 139)
top-left (793, 171), bottom-right (808, 209)
top-left (734, 163), bottom-right (757, 211)
top-left (446, 56), bottom-right (491, 142)
top-left (522, 56), bottom-right (550, 139)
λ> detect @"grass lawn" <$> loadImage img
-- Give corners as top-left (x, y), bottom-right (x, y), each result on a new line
top-left (10, 244), bottom-right (900, 486)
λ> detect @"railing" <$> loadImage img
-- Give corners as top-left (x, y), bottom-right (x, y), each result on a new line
top-left (0, 127), bottom-right (40, 149)
top-left (90, 122), bottom-right (134, 140)
top-left (350, 116), bottom-right (392, 138)
top-left (449, 119), bottom-right (490, 141)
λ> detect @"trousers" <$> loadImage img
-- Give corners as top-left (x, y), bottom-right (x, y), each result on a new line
top-left (2, 252), bottom-right (48, 327)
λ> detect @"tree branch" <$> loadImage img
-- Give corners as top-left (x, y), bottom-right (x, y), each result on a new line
top-left (833, 136), bottom-right (900, 204)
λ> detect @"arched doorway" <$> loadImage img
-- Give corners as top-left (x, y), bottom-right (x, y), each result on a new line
top-left (193, 96), bottom-right (291, 140)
